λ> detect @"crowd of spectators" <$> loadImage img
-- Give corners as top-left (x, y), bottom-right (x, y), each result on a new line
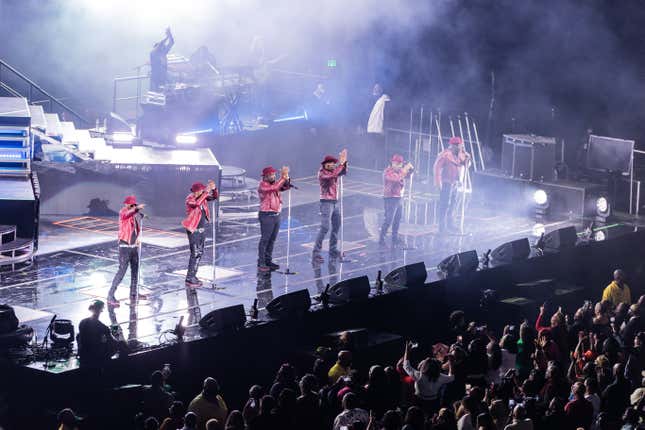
top-left (58, 272), bottom-right (644, 430)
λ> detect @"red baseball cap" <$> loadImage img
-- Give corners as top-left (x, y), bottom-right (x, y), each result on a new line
top-left (391, 154), bottom-right (404, 163)
top-left (262, 166), bottom-right (277, 176)
top-left (123, 195), bottom-right (137, 205)
top-left (321, 155), bottom-right (338, 164)
top-left (449, 136), bottom-right (463, 146)
top-left (191, 182), bottom-right (206, 192)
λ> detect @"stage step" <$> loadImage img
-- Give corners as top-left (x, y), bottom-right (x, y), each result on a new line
top-left (44, 113), bottom-right (62, 138)
top-left (0, 225), bottom-right (16, 243)
top-left (0, 237), bottom-right (34, 270)
top-left (28, 105), bottom-right (47, 131)
top-left (0, 97), bottom-right (32, 176)
top-left (60, 121), bottom-right (78, 148)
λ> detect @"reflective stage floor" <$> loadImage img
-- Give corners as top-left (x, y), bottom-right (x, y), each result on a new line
top-left (0, 170), bottom-right (636, 350)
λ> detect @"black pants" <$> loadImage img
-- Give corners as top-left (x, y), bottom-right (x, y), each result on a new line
top-left (313, 200), bottom-right (341, 256)
top-left (187, 229), bottom-right (206, 281)
top-left (438, 183), bottom-right (456, 231)
top-left (258, 212), bottom-right (280, 266)
top-left (380, 197), bottom-right (402, 242)
top-left (108, 246), bottom-right (139, 299)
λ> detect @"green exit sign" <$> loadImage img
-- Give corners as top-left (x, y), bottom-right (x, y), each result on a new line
top-left (327, 59), bottom-right (337, 68)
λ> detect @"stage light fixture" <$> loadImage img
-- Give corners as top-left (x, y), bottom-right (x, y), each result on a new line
top-left (111, 132), bottom-right (135, 143)
top-left (533, 189), bottom-right (548, 205)
top-left (533, 189), bottom-right (549, 220)
top-left (175, 134), bottom-right (198, 145)
top-left (594, 230), bottom-right (606, 242)
top-left (595, 196), bottom-right (611, 222)
top-left (532, 223), bottom-right (546, 237)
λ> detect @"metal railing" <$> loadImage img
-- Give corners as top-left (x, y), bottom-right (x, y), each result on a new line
top-left (0, 58), bottom-right (90, 127)
top-left (112, 73), bottom-right (149, 122)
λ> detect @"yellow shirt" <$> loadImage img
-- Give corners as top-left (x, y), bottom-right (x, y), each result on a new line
top-left (328, 362), bottom-right (350, 383)
top-left (602, 281), bottom-right (631, 306)
top-left (187, 393), bottom-right (228, 430)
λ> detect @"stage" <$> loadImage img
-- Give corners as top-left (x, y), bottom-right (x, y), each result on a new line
top-left (0, 167), bottom-right (639, 354)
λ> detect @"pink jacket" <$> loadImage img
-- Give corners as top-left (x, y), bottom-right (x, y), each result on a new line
top-left (181, 189), bottom-right (218, 232)
top-left (258, 178), bottom-right (288, 212)
top-left (383, 167), bottom-right (410, 198)
top-left (434, 150), bottom-right (468, 187)
top-left (318, 163), bottom-right (347, 200)
top-left (118, 207), bottom-right (141, 244)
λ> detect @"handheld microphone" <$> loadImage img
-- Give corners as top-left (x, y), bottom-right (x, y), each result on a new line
top-left (321, 284), bottom-right (330, 307)
top-left (250, 299), bottom-right (258, 320)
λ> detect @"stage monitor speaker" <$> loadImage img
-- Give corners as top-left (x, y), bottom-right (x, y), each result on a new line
top-left (266, 289), bottom-right (311, 319)
top-left (0, 305), bottom-right (19, 335)
top-left (542, 226), bottom-right (577, 253)
top-left (199, 304), bottom-right (246, 332)
top-left (328, 276), bottom-right (371, 304)
top-left (490, 238), bottom-right (530, 268)
top-left (438, 250), bottom-right (479, 278)
top-left (385, 262), bottom-right (427, 287)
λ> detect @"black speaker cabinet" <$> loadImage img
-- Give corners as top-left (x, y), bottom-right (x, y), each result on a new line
top-left (199, 304), bottom-right (246, 332)
top-left (502, 134), bottom-right (556, 181)
top-left (490, 238), bottom-right (530, 267)
top-left (438, 250), bottom-right (479, 277)
top-left (329, 276), bottom-right (371, 304)
top-left (266, 289), bottom-right (311, 318)
top-left (385, 262), bottom-right (427, 287)
top-left (543, 226), bottom-right (577, 253)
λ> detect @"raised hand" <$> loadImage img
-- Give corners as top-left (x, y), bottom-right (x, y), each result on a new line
top-left (136, 203), bottom-right (146, 210)
top-left (281, 166), bottom-right (290, 179)
top-left (207, 180), bottom-right (216, 191)
top-left (339, 149), bottom-right (348, 164)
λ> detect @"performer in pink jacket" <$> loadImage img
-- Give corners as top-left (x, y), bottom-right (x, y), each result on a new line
top-left (380, 154), bottom-right (413, 246)
top-left (257, 165), bottom-right (290, 271)
top-left (182, 180), bottom-right (218, 286)
top-left (312, 149), bottom-right (348, 263)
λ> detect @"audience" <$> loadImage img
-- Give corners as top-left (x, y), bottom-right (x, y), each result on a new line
top-left (56, 408), bottom-right (82, 430)
top-left (333, 392), bottom-right (369, 430)
top-left (143, 370), bottom-right (174, 421)
top-left (54, 282), bottom-right (645, 430)
top-left (188, 377), bottom-right (228, 430)
top-left (159, 401), bottom-right (185, 430)
top-left (329, 350), bottom-right (353, 384)
top-left (182, 412), bottom-right (198, 430)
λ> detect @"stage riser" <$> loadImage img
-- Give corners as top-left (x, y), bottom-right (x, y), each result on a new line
top-left (36, 164), bottom-right (221, 217)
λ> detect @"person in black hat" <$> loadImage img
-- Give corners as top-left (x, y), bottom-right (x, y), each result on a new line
top-left (77, 300), bottom-right (117, 369)
top-left (312, 149), bottom-right (348, 263)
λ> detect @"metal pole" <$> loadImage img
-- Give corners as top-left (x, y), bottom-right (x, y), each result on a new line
top-left (407, 108), bottom-right (413, 165)
top-left (449, 116), bottom-right (456, 137)
top-left (472, 121), bottom-right (485, 170)
top-left (426, 110), bottom-right (434, 181)
top-left (629, 149), bottom-right (634, 215)
top-left (281, 188), bottom-right (296, 275)
top-left (464, 113), bottom-right (477, 172)
top-left (435, 113), bottom-right (444, 151)
top-left (417, 106), bottom-right (424, 167)
top-left (211, 200), bottom-right (217, 287)
top-left (135, 214), bottom-right (146, 301)
top-left (339, 176), bottom-right (344, 257)
top-left (406, 172), bottom-right (414, 223)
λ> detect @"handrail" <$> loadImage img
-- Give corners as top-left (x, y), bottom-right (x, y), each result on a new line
top-left (0, 58), bottom-right (90, 126)
top-left (0, 81), bottom-right (22, 98)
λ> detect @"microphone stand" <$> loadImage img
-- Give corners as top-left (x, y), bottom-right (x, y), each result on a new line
top-left (211, 198), bottom-right (218, 288)
top-left (278, 181), bottom-right (296, 275)
top-left (134, 212), bottom-right (150, 302)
